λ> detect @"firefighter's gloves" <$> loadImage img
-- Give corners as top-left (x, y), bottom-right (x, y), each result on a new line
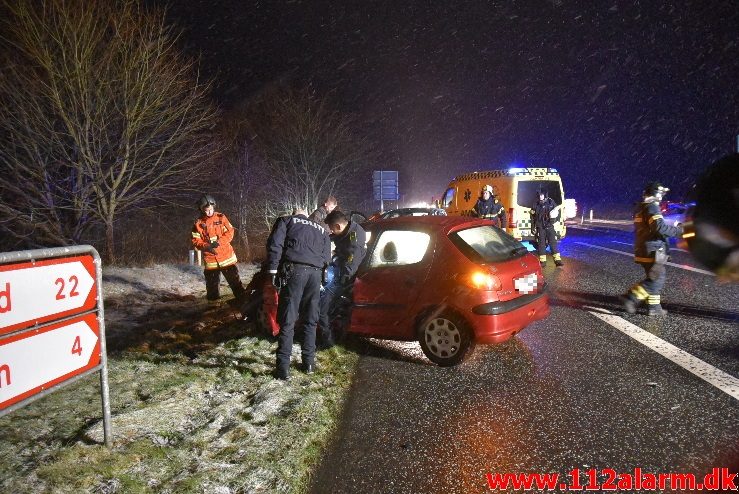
top-left (210, 241), bottom-right (220, 249)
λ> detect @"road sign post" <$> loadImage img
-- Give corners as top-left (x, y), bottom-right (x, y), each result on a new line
top-left (0, 246), bottom-right (112, 447)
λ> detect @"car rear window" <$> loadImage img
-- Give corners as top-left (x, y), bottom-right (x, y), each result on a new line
top-left (517, 180), bottom-right (563, 207)
top-left (450, 225), bottom-right (528, 263)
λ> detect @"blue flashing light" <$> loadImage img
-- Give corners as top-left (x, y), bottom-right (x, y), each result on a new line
top-left (549, 168), bottom-right (558, 173)
top-left (508, 167), bottom-right (526, 174)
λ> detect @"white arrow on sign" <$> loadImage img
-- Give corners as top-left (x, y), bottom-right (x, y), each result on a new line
top-left (0, 260), bottom-right (95, 331)
top-left (0, 319), bottom-right (99, 408)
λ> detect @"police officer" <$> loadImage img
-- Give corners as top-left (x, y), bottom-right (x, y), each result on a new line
top-left (318, 210), bottom-right (367, 348)
top-left (309, 194), bottom-right (338, 229)
top-left (267, 208), bottom-right (331, 380)
top-left (191, 194), bottom-right (246, 301)
top-left (531, 188), bottom-right (563, 267)
top-left (472, 185), bottom-right (507, 228)
top-left (623, 182), bottom-right (683, 316)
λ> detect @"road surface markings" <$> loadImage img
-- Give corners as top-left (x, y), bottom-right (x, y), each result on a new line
top-left (585, 306), bottom-right (739, 401)
top-left (575, 242), bottom-right (714, 276)
top-left (612, 240), bottom-right (688, 253)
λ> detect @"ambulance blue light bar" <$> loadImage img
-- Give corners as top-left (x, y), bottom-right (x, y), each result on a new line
top-left (549, 168), bottom-right (558, 173)
top-left (508, 167), bottom-right (526, 174)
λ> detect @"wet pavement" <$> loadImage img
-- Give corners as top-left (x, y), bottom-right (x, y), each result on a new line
top-left (310, 226), bottom-right (739, 493)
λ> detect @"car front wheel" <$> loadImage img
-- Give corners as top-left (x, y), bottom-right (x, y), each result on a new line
top-left (417, 312), bottom-right (474, 366)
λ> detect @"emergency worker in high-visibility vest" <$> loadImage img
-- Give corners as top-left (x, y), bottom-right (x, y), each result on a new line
top-left (622, 182), bottom-right (683, 316)
top-left (191, 194), bottom-right (245, 301)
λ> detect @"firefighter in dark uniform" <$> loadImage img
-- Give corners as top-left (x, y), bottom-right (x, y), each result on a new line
top-left (623, 182), bottom-right (683, 316)
top-left (267, 208), bottom-right (331, 380)
top-left (531, 188), bottom-right (563, 267)
top-left (318, 210), bottom-right (367, 348)
top-left (472, 185), bottom-right (507, 228)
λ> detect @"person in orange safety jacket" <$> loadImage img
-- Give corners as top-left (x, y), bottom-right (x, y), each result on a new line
top-left (191, 194), bottom-right (245, 301)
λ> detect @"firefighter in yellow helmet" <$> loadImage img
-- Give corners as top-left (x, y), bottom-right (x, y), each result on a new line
top-left (191, 194), bottom-right (245, 301)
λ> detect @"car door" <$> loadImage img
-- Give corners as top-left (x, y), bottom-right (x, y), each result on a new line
top-left (350, 228), bottom-right (435, 339)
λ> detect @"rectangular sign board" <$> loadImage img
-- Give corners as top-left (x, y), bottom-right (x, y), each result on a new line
top-left (0, 313), bottom-right (101, 411)
top-left (0, 255), bottom-right (97, 337)
top-left (372, 170), bottom-right (399, 201)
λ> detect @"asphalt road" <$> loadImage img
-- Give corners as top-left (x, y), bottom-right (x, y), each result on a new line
top-left (310, 223), bottom-right (739, 493)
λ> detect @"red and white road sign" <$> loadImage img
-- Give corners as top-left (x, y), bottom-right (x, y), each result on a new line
top-left (0, 313), bottom-right (100, 411)
top-left (0, 255), bottom-right (97, 336)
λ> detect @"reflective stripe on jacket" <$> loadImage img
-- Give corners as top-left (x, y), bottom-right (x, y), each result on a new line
top-left (191, 212), bottom-right (238, 270)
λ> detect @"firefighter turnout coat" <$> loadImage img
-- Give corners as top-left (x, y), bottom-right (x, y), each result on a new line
top-left (191, 212), bottom-right (239, 270)
top-left (633, 197), bottom-right (682, 264)
top-left (473, 197), bottom-right (507, 228)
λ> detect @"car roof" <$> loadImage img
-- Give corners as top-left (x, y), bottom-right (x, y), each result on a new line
top-left (364, 215), bottom-right (489, 234)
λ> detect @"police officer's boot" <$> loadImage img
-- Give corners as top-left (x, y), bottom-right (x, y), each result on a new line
top-left (647, 305), bottom-right (668, 317)
top-left (275, 365), bottom-right (290, 381)
top-left (302, 361), bottom-right (316, 375)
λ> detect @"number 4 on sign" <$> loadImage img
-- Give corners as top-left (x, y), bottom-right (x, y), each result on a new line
top-left (72, 335), bottom-right (82, 356)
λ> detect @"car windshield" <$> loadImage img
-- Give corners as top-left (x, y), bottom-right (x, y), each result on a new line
top-left (517, 180), bottom-right (562, 207)
top-left (450, 225), bottom-right (527, 263)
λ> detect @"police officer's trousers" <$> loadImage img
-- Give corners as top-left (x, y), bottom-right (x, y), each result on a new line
top-left (276, 265), bottom-right (322, 371)
top-left (204, 264), bottom-right (245, 301)
top-left (318, 266), bottom-right (348, 345)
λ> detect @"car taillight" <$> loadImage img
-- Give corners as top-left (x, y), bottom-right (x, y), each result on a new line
top-left (469, 270), bottom-right (502, 291)
top-left (508, 208), bottom-right (515, 228)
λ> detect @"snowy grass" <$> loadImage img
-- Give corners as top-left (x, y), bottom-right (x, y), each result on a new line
top-left (0, 263), bottom-right (358, 493)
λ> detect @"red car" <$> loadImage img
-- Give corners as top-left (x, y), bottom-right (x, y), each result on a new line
top-left (350, 216), bottom-right (549, 366)
top-left (250, 216), bottom-right (549, 366)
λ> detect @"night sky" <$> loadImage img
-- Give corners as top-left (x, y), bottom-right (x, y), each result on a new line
top-left (151, 0), bottom-right (738, 210)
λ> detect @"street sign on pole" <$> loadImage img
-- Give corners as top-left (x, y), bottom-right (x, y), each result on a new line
top-left (372, 170), bottom-right (399, 212)
top-left (0, 246), bottom-right (112, 447)
top-left (0, 255), bottom-right (97, 336)
top-left (0, 313), bottom-right (100, 410)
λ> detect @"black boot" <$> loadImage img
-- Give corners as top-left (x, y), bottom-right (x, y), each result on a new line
top-left (274, 366), bottom-right (290, 381)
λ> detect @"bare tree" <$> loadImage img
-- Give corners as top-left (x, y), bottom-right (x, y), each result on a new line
top-left (0, 0), bottom-right (220, 261)
top-left (238, 86), bottom-right (371, 226)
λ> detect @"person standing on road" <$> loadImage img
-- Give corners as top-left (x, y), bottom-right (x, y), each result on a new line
top-left (318, 210), bottom-right (367, 348)
top-left (191, 194), bottom-right (246, 302)
top-left (267, 208), bottom-right (331, 380)
top-left (531, 188), bottom-right (563, 267)
top-left (622, 182), bottom-right (683, 316)
top-left (472, 185), bottom-right (507, 228)
top-left (309, 195), bottom-right (338, 229)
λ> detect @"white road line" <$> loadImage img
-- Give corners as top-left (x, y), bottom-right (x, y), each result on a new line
top-left (584, 307), bottom-right (739, 401)
top-left (576, 242), bottom-right (715, 276)
top-left (612, 240), bottom-right (689, 253)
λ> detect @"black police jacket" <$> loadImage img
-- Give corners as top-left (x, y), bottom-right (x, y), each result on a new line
top-left (473, 197), bottom-right (507, 226)
top-left (531, 197), bottom-right (560, 229)
top-left (267, 214), bottom-right (331, 272)
top-left (633, 197), bottom-right (682, 263)
top-left (331, 221), bottom-right (367, 279)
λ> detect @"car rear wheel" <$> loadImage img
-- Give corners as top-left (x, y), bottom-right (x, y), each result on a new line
top-left (417, 312), bottom-right (474, 367)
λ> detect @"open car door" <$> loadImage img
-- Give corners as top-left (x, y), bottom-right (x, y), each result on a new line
top-left (350, 228), bottom-right (435, 340)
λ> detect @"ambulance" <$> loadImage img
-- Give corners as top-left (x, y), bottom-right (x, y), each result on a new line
top-left (439, 167), bottom-right (568, 242)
